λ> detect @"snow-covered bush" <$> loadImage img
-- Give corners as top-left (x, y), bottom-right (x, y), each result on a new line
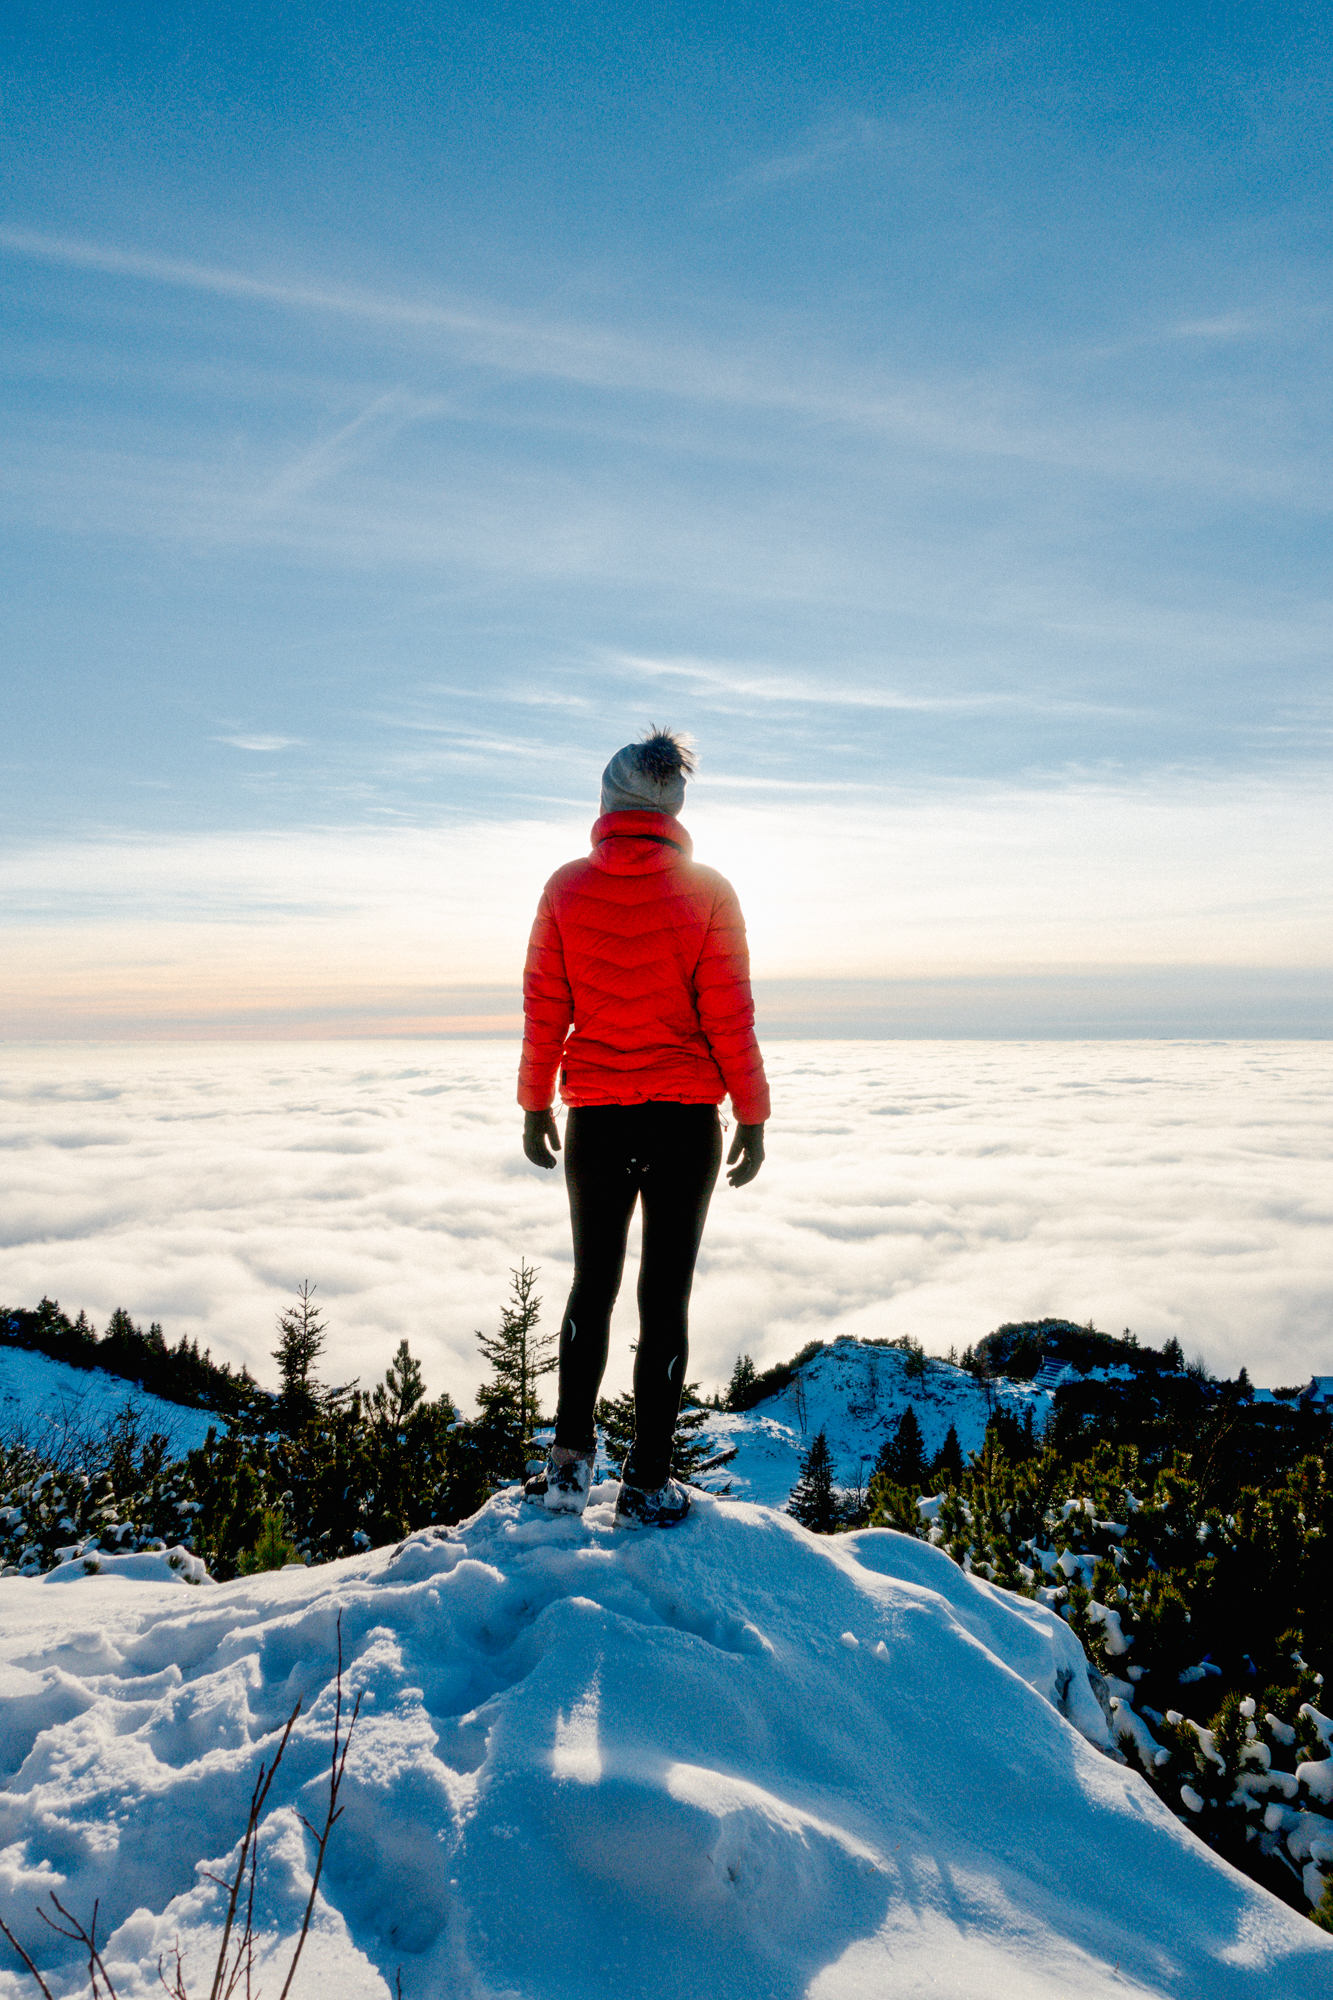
top-left (0, 1450), bottom-right (203, 1578)
top-left (867, 1408), bottom-right (1333, 1921)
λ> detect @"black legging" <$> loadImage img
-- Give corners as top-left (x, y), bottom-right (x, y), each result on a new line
top-left (553, 1101), bottom-right (722, 1487)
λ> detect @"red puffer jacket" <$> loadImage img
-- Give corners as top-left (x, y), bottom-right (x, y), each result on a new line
top-left (518, 811), bottom-right (770, 1123)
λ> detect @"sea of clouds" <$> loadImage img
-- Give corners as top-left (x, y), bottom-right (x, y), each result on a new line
top-left (1, 1039), bottom-right (1329, 1411)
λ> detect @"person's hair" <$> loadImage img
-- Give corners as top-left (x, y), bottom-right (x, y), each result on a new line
top-left (638, 726), bottom-right (697, 783)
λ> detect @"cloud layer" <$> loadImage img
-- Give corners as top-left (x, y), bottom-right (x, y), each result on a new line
top-left (1, 1040), bottom-right (1327, 1409)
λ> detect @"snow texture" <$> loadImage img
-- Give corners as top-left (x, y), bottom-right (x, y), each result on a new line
top-left (0, 1490), bottom-right (1327, 1999)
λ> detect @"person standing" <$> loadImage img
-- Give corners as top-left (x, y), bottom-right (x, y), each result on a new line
top-left (518, 729), bottom-right (769, 1526)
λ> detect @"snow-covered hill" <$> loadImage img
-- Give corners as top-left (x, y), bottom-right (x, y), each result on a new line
top-left (694, 1337), bottom-right (1052, 1506)
top-left (0, 1345), bottom-right (219, 1461)
top-left (0, 1490), bottom-right (1327, 1999)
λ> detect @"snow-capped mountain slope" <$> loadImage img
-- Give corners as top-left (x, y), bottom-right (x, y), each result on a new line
top-left (697, 1337), bottom-right (1051, 1506)
top-left (0, 1490), bottom-right (1326, 1999)
top-left (0, 1344), bottom-right (219, 1461)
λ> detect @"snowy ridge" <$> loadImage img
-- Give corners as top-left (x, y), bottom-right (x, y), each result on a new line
top-left (0, 1345), bottom-right (218, 1461)
top-left (0, 1490), bottom-right (1327, 1998)
top-left (697, 1337), bottom-right (1051, 1506)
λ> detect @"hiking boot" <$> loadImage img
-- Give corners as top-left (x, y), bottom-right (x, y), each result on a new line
top-left (614, 1476), bottom-right (691, 1530)
top-left (523, 1446), bottom-right (594, 1515)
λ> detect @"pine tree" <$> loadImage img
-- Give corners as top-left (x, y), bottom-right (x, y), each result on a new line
top-left (237, 1507), bottom-right (300, 1574)
top-left (595, 1390), bottom-right (636, 1470)
top-left (727, 1353), bottom-right (757, 1409)
top-left (900, 1334), bottom-right (928, 1379)
top-left (475, 1261), bottom-right (556, 1477)
top-left (788, 1428), bottom-right (838, 1533)
top-left (371, 1340), bottom-right (427, 1429)
top-left (273, 1281), bottom-right (327, 1424)
top-left (671, 1385), bottom-right (714, 1481)
top-left (931, 1422), bottom-right (964, 1486)
top-left (875, 1407), bottom-right (927, 1492)
top-left (595, 1383), bottom-right (717, 1484)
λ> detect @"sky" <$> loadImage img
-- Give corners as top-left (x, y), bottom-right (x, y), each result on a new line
top-left (2, 2), bottom-right (1331, 1036)
top-left (3, 1040), bottom-right (1328, 1396)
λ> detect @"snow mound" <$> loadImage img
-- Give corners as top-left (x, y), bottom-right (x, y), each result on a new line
top-left (41, 1544), bottom-right (212, 1586)
top-left (0, 1492), bottom-right (1327, 1999)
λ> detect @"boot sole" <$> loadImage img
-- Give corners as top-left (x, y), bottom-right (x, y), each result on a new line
top-left (524, 1490), bottom-right (589, 1515)
top-left (613, 1500), bottom-right (691, 1530)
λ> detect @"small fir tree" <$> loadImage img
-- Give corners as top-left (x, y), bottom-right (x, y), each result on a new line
top-left (595, 1385), bottom-right (715, 1484)
top-left (671, 1385), bottom-right (714, 1482)
top-left (476, 1261), bottom-right (556, 1476)
top-left (274, 1281), bottom-right (328, 1423)
top-left (899, 1334), bottom-right (928, 1379)
top-left (930, 1422), bottom-right (964, 1486)
top-left (876, 1407), bottom-right (927, 1492)
top-left (473, 1379), bottom-right (527, 1481)
top-left (788, 1428), bottom-right (838, 1534)
top-left (372, 1339), bottom-right (428, 1429)
top-left (727, 1353), bottom-right (758, 1409)
top-left (595, 1390), bottom-right (636, 1470)
top-left (237, 1508), bottom-right (300, 1574)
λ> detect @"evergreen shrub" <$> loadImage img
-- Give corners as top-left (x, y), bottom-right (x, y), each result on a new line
top-left (866, 1372), bottom-right (1333, 1922)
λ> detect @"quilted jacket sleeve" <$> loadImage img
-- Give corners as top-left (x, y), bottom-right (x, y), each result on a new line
top-left (694, 877), bottom-right (771, 1124)
top-left (517, 887), bottom-right (573, 1111)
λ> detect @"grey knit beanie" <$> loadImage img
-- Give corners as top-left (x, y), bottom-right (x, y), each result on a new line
top-left (599, 728), bottom-right (695, 817)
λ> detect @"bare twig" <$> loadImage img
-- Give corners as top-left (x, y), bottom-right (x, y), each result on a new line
top-left (220, 1826), bottom-right (260, 2000)
top-left (207, 1699), bottom-right (302, 2000)
top-left (0, 1909), bottom-right (57, 1999)
top-left (38, 1894), bottom-right (119, 1999)
top-left (157, 1937), bottom-right (189, 1999)
top-left (276, 1613), bottom-right (361, 2000)
top-left (0, 1639), bottom-right (350, 2000)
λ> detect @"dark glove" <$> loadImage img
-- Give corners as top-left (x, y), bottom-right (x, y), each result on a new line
top-left (726, 1121), bottom-right (765, 1188)
top-left (523, 1108), bottom-right (561, 1168)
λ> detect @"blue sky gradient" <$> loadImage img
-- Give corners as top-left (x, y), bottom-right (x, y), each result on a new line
top-left (2, 3), bottom-right (1330, 1032)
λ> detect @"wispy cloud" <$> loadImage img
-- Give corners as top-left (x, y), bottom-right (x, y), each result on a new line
top-left (621, 653), bottom-right (993, 713)
top-left (730, 116), bottom-right (888, 191)
top-left (616, 652), bottom-right (1137, 719)
top-left (258, 391), bottom-right (425, 506)
top-left (0, 226), bottom-right (534, 349)
top-left (214, 734), bottom-right (304, 753)
top-left (1168, 312), bottom-right (1277, 343)
top-left (0, 224), bottom-right (743, 411)
top-left (1, 226), bottom-right (1318, 501)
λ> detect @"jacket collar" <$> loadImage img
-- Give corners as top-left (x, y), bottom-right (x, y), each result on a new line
top-left (589, 810), bottom-right (693, 867)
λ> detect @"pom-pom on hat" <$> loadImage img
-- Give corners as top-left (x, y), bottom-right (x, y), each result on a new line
top-left (599, 727), bottom-right (696, 818)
